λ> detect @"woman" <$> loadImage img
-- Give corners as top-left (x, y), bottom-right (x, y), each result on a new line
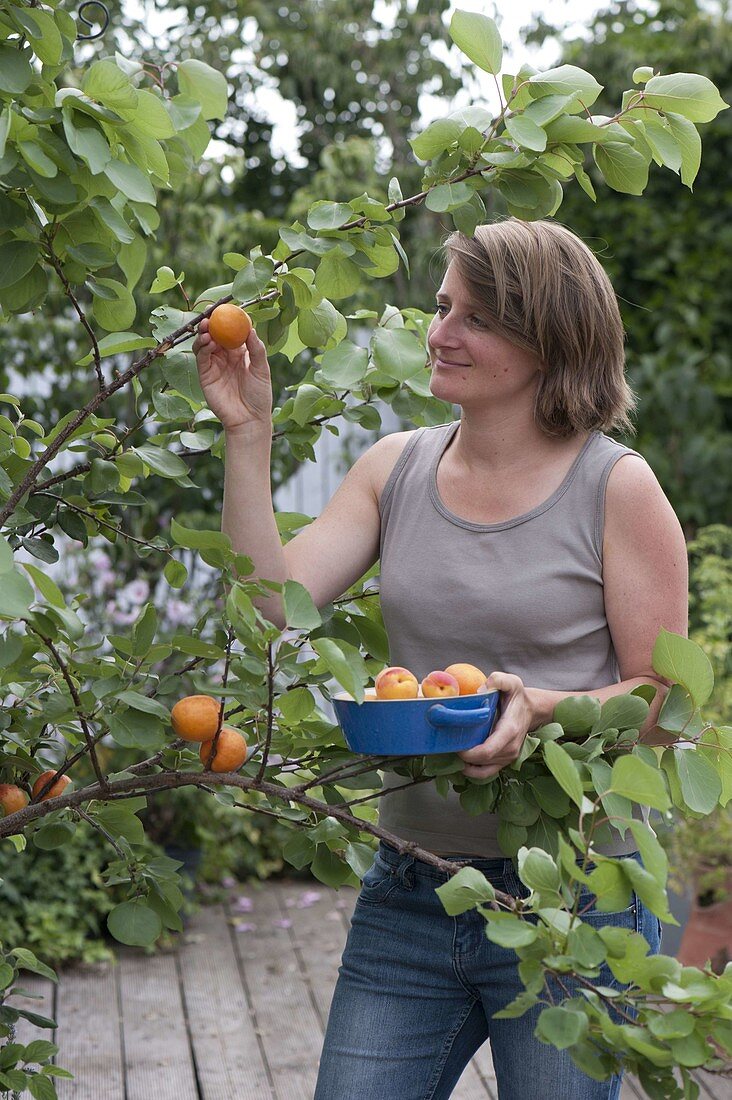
top-left (193, 218), bottom-right (688, 1099)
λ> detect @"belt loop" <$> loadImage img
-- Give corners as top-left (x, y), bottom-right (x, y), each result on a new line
top-left (399, 856), bottom-right (416, 889)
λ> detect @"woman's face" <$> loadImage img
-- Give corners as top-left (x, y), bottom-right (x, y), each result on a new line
top-left (426, 262), bottom-right (544, 408)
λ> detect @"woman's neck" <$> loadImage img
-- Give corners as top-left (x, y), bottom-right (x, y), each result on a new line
top-left (450, 407), bottom-right (583, 479)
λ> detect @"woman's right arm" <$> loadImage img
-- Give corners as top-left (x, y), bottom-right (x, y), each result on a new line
top-left (194, 318), bottom-right (388, 629)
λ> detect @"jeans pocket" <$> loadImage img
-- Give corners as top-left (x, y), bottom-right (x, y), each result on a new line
top-left (358, 854), bottom-right (402, 907)
top-left (576, 889), bottom-right (638, 931)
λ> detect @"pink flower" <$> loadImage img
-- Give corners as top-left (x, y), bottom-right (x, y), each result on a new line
top-left (272, 918), bottom-right (292, 929)
top-left (233, 895), bottom-right (253, 912)
top-left (297, 890), bottom-right (322, 908)
top-left (234, 921), bottom-right (257, 933)
top-left (221, 875), bottom-right (237, 889)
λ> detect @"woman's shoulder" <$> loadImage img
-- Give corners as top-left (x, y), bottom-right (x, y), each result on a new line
top-left (365, 428), bottom-right (421, 499)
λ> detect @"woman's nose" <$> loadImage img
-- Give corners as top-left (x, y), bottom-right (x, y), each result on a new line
top-left (428, 314), bottom-right (459, 350)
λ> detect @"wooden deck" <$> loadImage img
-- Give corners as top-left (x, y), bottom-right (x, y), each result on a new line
top-left (9, 878), bottom-right (729, 1100)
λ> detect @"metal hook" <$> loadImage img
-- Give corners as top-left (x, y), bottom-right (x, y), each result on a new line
top-left (77, 0), bottom-right (110, 40)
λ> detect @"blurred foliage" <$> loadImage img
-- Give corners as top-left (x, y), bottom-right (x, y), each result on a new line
top-left (0, 823), bottom-right (169, 965)
top-left (663, 523), bottom-right (731, 902)
top-left (526, 0), bottom-right (732, 531)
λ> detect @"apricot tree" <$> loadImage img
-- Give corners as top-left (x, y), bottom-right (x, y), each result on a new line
top-left (0, 4), bottom-right (730, 1097)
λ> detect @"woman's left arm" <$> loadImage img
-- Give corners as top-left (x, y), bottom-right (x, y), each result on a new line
top-left (459, 456), bottom-right (689, 779)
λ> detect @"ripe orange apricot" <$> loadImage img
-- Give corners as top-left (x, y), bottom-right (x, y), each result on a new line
top-left (0, 783), bottom-right (29, 816)
top-left (171, 695), bottom-right (221, 742)
top-left (444, 663), bottom-right (488, 695)
top-left (31, 770), bottom-right (72, 801)
top-left (208, 304), bottom-right (252, 349)
top-left (199, 727), bottom-right (248, 772)
top-left (374, 666), bottom-right (419, 700)
top-left (421, 670), bottom-right (460, 699)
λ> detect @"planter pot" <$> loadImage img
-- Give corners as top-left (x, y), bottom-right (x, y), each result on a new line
top-left (661, 883), bottom-right (694, 959)
top-left (677, 873), bottom-right (732, 974)
top-left (164, 845), bottom-right (202, 901)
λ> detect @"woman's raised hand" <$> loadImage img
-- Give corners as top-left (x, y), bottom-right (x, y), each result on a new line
top-left (192, 316), bottom-right (273, 433)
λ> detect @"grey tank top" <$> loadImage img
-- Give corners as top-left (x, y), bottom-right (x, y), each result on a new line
top-left (377, 419), bottom-right (644, 858)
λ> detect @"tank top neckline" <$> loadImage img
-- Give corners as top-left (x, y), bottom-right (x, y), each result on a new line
top-left (427, 419), bottom-right (599, 532)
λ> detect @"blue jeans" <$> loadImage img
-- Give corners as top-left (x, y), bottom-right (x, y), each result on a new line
top-left (315, 840), bottom-right (662, 1099)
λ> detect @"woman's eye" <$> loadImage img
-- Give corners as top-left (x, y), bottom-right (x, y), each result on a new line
top-left (435, 303), bottom-right (448, 315)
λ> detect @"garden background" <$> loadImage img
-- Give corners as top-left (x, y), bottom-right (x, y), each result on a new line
top-left (0, 0), bottom-right (730, 1094)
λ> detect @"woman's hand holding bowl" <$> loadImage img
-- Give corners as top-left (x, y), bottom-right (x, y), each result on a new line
top-left (457, 671), bottom-right (537, 780)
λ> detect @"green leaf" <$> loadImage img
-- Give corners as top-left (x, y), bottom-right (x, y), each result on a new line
top-left (674, 747), bottom-right (722, 814)
top-left (76, 331), bottom-right (156, 366)
top-left (107, 710), bottom-right (165, 751)
top-left (20, 562), bottom-right (65, 608)
top-left (317, 342), bottom-right (368, 387)
top-left (230, 256), bottom-right (274, 300)
top-left (177, 60), bottom-right (228, 120)
top-left (449, 11), bottom-right (502, 75)
top-left (282, 580), bottom-right (322, 631)
top-left (371, 328), bottom-right (426, 381)
top-left (107, 899), bottom-right (162, 946)
top-left (297, 299), bottom-right (343, 348)
top-left (409, 118), bottom-right (462, 161)
top-left (505, 114), bottom-right (547, 152)
top-left (657, 683), bottom-right (702, 735)
top-left (543, 741), bottom-right (584, 809)
top-left (425, 181), bottom-right (474, 213)
top-left (83, 60), bottom-right (138, 112)
top-left (610, 754), bottom-right (671, 811)
top-left (127, 89), bottom-right (176, 139)
top-left (95, 806), bottom-right (145, 845)
top-left (91, 278), bottom-right (137, 332)
top-left (435, 865), bottom-right (496, 915)
top-left (0, 242), bottom-right (39, 290)
top-left (484, 913), bottom-right (538, 947)
top-left (640, 117), bottom-right (682, 172)
top-left (0, 45), bottom-right (33, 94)
top-left (33, 822), bottom-right (76, 850)
top-left (517, 847), bottom-right (561, 896)
top-left (134, 443), bottom-right (189, 479)
top-left (594, 142), bottom-right (650, 195)
top-left (552, 695), bottom-right (601, 736)
top-left (19, 141), bottom-right (58, 178)
top-left (0, 569), bottom-right (35, 619)
top-left (104, 158), bottom-right (157, 204)
top-left (315, 248), bottom-right (361, 300)
top-left (642, 72), bottom-right (729, 123)
top-left (311, 637), bottom-right (368, 703)
top-left (593, 693), bottom-right (650, 733)
top-left (529, 65), bottom-right (603, 107)
top-left (24, 9), bottom-right (63, 65)
top-left (278, 687), bottom-right (316, 723)
top-left (164, 559), bottom-right (187, 588)
top-left (306, 201), bottom-right (353, 231)
top-left (587, 861), bottom-right (633, 911)
top-left (132, 602), bottom-right (158, 656)
top-left (652, 629), bottom-right (714, 708)
top-left (536, 1006), bottom-right (588, 1049)
top-left (665, 112), bottom-right (702, 189)
top-left (170, 517), bottom-right (231, 551)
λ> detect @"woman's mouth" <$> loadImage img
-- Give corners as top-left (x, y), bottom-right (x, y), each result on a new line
top-left (434, 358), bottom-right (470, 369)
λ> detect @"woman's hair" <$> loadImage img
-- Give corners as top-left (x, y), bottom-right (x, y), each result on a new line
top-left (442, 218), bottom-right (636, 438)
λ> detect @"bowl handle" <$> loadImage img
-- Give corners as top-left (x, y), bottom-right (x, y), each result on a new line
top-left (426, 693), bottom-right (498, 730)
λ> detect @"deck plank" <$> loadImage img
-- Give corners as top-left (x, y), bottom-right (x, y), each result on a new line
top-left (54, 961), bottom-right (125, 1099)
top-left (13, 881), bottom-right (731, 1100)
top-left (228, 880), bottom-right (326, 1099)
top-left (176, 902), bottom-right (272, 1099)
top-left (117, 945), bottom-right (199, 1099)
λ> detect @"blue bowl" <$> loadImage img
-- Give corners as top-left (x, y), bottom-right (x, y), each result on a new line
top-left (332, 690), bottom-right (500, 755)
